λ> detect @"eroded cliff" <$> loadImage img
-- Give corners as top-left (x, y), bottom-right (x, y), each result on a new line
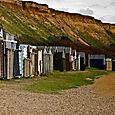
top-left (0, 0), bottom-right (115, 57)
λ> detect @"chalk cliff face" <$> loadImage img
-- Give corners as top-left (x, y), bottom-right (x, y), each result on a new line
top-left (0, 0), bottom-right (115, 57)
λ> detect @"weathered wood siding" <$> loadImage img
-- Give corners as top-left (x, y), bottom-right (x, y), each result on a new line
top-left (6, 49), bottom-right (14, 79)
top-left (0, 41), bottom-right (2, 78)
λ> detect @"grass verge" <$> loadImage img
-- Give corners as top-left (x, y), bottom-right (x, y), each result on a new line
top-left (24, 70), bottom-right (109, 93)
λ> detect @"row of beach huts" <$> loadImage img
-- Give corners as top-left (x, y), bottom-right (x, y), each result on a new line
top-left (0, 27), bottom-right (115, 79)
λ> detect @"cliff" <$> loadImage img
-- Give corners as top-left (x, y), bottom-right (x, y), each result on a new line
top-left (0, 0), bottom-right (115, 57)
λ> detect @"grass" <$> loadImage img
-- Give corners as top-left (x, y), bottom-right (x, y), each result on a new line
top-left (77, 31), bottom-right (104, 48)
top-left (0, 3), bottom-right (64, 45)
top-left (24, 69), bottom-right (109, 93)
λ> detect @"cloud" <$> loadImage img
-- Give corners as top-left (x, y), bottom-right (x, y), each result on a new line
top-left (79, 8), bottom-right (94, 15)
top-left (101, 15), bottom-right (115, 23)
top-left (90, 4), bottom-right (107, 9)
top-left (60, 8), bottom-right (69, 12)
top-left (110, 0), bottom-right (115, 6)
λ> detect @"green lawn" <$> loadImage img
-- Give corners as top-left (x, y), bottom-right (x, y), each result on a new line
top-left (24, 69), bottom-right (109, 93)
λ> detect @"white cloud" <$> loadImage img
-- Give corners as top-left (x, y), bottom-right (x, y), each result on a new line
top-left (101, 15), bottom-right (115, 23)
top-left (25, 0), bottom-right (115, 24)
top-left (79, 8), bottom-right (94, 15)
top-left (110, 0), bottom-right (115, 6)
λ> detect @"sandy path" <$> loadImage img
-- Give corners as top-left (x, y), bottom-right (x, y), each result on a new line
top-left (92, 72), bottom-right (115, 96)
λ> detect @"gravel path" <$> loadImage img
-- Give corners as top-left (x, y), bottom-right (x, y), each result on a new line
top-left (0, 73), bottom-right (115, 115)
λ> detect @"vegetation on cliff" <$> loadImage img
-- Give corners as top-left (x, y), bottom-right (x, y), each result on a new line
top-left (0, 1), bottom-right (115, 57)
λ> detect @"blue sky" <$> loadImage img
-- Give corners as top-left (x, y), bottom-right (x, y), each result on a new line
top-left (24, 0), bottom-right (115, 24)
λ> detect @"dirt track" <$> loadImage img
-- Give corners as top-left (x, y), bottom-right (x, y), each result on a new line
top-left (92, 72), bottom-right (115, 96)
top-left (0, 72), bottom-right (115, 115)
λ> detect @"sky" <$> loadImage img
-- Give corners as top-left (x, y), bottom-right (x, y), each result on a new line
top-left (24, 0), bottom-right (115, 24)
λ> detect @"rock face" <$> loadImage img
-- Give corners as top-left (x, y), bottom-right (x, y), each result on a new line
top-left (0, 1), bottom-right (115, 57)
top-left (0, 0), bottom-right (18, 2)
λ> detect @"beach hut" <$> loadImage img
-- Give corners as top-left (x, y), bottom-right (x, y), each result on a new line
top-left (52, 46), bottom-right (66, 72)
top-left (23, 45), bottom-right (33, 77)
top-left (106, 58), bottom-right (112, 71)
top-left (112, 60), bottom-right (115, 71)
top-left (31, 47), bottom-right (36, 77)
top-left (77, 52), bottom-right (86, 71)
top-left (23, 45), bottom-right (43, 77)
top-left (0, 41), bottom-right (2, 79)
top-left (5, 33), bottom-right (17, 79)
top-left (23, 58), bottom-right (31, 78)
top-left (35, 48), bottom-right (43, 75)
top-left (0, 27), bottom-right (4, 79)
top-left (19, 44), bottom-right (28, 77)
top-left (65, 47), bottom-right (72, 71)
top-left (13, 44), bottom-right (21, 78)
top-left (43, 46), bottom-right (53, 73)
top-left (89, 54), bottom-right (105, 70)
top-left (71, 49), bottom-right (77, 70)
